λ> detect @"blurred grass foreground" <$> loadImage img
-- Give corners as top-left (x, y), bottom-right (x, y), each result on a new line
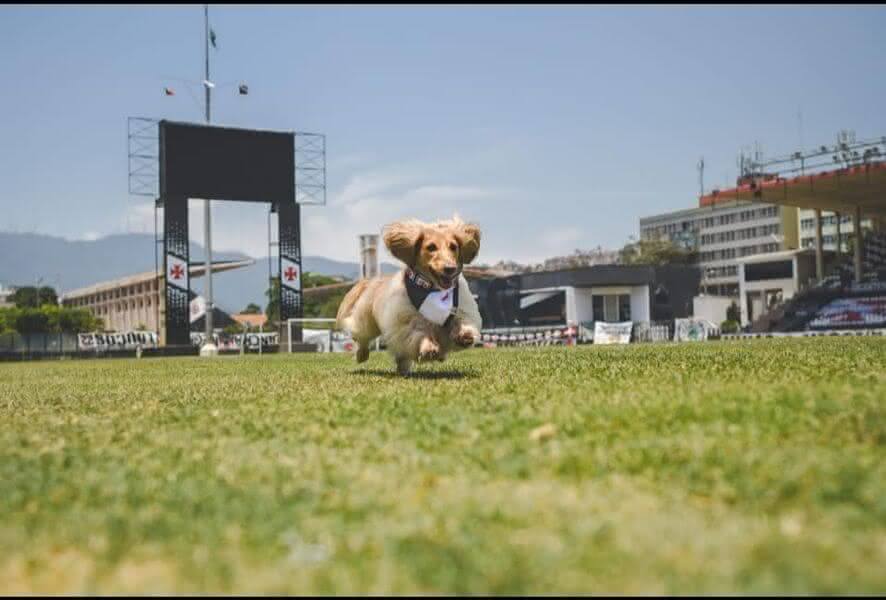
top-left (1, 337), bottom-right (885, 594)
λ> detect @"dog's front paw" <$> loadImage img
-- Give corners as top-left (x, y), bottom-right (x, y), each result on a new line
top-left (417, 338), bottom-right (441, 363)
top-left (452, 326), bottom-right (477, 348)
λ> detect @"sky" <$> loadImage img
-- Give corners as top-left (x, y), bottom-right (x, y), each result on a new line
top-left (2, 5), bottom-right (886, 266)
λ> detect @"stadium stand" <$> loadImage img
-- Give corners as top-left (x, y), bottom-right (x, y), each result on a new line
top-left (754, 231), bottom-right (886, 332)
top-left (808, 296), bottom-right (886, 329)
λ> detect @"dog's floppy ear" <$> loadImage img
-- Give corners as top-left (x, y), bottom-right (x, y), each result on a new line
top-left (383, 220), bottom-right (425, 267)
top-left (454, 220), bottom-right (481, 264)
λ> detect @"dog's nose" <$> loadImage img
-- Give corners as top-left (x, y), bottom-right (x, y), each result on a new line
top-left (442, 266), bottom-right (457, 277)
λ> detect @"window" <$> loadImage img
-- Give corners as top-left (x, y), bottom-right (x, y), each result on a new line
top-left (618, 294), bottom-right (631, 322)
top-left (745, 260), bottom-right (792, 281)
top-left (592, 295), bottom-right (604, 321)
top-left (593, 294), bottom-right (632, 323)
top-left (604, 295), bottom-right (619, 322)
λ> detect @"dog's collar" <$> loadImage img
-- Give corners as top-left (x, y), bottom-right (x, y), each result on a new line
top-left (405, 267), bottom-right (437, 291)
top-left (404, 268), bottom-right (459, 326)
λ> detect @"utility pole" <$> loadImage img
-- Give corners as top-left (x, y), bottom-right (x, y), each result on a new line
top-left (200, 3), bottom-right (218, 357)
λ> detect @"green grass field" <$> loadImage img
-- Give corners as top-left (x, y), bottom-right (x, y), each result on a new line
top-left (1, 338), bottom-right (885, 594)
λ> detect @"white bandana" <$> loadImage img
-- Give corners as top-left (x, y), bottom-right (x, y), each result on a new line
top-left (418, 287), bottom-right (457, 326)
top-left (404, 269), bottom-right (459, 326)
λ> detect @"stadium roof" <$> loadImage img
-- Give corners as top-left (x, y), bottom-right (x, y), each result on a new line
top-left (60, 259), bottom-right (254, 299)
top-left (699, 161), bottom-right (886, 218)
top-left (734, 247), bottom-right (821, 265)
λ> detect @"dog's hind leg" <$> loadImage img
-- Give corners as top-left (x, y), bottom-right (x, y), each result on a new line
top-left (396, 355), bottom-right (413, 376)
top-left (355, 340), bottom-right (371, 363)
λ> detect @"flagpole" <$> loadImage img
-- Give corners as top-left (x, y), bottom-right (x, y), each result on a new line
top-left (200, 2), bottom-right (217, 356)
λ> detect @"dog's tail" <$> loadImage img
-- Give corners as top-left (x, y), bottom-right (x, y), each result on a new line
top-left (336, 278), bottom-right (371, 331)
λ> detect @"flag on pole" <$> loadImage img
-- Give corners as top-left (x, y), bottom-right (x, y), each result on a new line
top-left (164, 87), bottom-right (175, 96)
top-left (210, 28), bottom-right (217, 49)
top-left (203, 80), bottom-right (215, 89)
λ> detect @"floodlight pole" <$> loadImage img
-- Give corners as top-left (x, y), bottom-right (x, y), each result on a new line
top-left (200, 3), bottom-right (217, 356)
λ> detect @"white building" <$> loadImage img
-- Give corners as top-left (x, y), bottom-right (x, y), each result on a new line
top-left (470, 264), bottom-right (701, 329)
top-left (60, 260), bottom-right (253, 333)
top-left (798, 208), bottom-right (872, 252)
top-left (736, 248), bottom-right (821, 327)
top-left (640, 200), bottom-right (799, 297)
top-left (0, 284), bottom-right (16, 308)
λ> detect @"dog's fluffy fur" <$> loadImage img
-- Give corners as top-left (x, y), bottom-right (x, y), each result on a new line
top-left (336, 215), bottom-right (483, 375)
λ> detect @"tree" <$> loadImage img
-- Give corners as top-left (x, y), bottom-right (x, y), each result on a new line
top-left (223, 323), bottom-right (246, 335)
top-left (12, 286), bottom-right (59, 308)
top-left (302, 272), bottom-right (339, 288)
top-left (720, 319), bottom-right (739, 334)
top-left (265, 272), bottom-right (353, 327)
top-left (0, 308), bottom-right (16, 334)
top-left (619, 239), bottom-right (697, 266)
top-left (726, 301), bottom-right (740, 323)
top-left (13, 308), bottom-right (50, 333)
top-left (0, 305), bottom-right (101, 334)
top-left (303, 285), bottom-right (352, 329)
top-left (241, 303), bottom-right (262, 315)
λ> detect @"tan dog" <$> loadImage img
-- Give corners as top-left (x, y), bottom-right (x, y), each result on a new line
top-left (336, 216), bottom-right (483, 375)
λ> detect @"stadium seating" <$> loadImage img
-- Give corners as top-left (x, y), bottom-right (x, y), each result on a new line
top-left (808, 296), bottom-right (886, 329)
top-left (756, 230), bottom-right (886, 333)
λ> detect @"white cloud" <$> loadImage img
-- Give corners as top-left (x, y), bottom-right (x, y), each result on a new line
top-left (490, 226), bottom-right (586, 266)
top-left (88, 149), bottom-right (591, 268)
top-left (144, 165), bottom-right (507, 265)
top-left (121, 201), bottom-right (156, 235)
top-left (541, 226), bottom-right (582, 250)
top-left (305, 170), bottom-right (504, 263)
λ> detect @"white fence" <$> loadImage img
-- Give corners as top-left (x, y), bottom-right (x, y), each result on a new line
top-left (722, 328), bottom-right (886, 340)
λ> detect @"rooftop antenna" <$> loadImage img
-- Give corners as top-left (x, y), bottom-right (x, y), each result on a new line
top-left (697, 157), bottom-right (704, 197)
top-left (797, 105), bottom-right (804, 151)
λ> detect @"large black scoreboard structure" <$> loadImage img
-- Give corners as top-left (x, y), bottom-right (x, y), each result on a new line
top-left (128, 118), bottom-right (326, 347)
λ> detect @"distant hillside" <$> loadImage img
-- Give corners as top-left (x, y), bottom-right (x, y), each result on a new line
top-left (0, 232), bottom-right (397, 312)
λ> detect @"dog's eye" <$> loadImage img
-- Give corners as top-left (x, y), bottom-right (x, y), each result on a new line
top-left (449, 243), bottom-right (457, 252)
top-left (426, 243), bottom-right (437, 252)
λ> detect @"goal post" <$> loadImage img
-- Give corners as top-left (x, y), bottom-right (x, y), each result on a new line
top-left (287, 318), bottom-right (335, 354)
top-left (285, 318), bottom-right (381, 354)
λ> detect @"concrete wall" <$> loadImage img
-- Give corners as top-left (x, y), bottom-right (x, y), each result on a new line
top-left (630, 285), bottom-right (651, 323)
top-left (573, 288), bottom-right (594, 323)
top-left (693, 295), bottom-right (733, 324)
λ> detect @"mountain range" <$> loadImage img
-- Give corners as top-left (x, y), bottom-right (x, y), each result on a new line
top-left (0, 232), bottom-right (398, 312)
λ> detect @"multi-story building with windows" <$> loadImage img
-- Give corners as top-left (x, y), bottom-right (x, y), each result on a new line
top-left (60, 260), bottom-right (254, 333)
top-left (639, 200), bottom-right (799, 297)
top-left (797, 209), bottom-right (872, 252)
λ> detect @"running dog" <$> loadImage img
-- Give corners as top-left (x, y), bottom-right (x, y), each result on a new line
top-left (336, 215), bottom-right (483, 375)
